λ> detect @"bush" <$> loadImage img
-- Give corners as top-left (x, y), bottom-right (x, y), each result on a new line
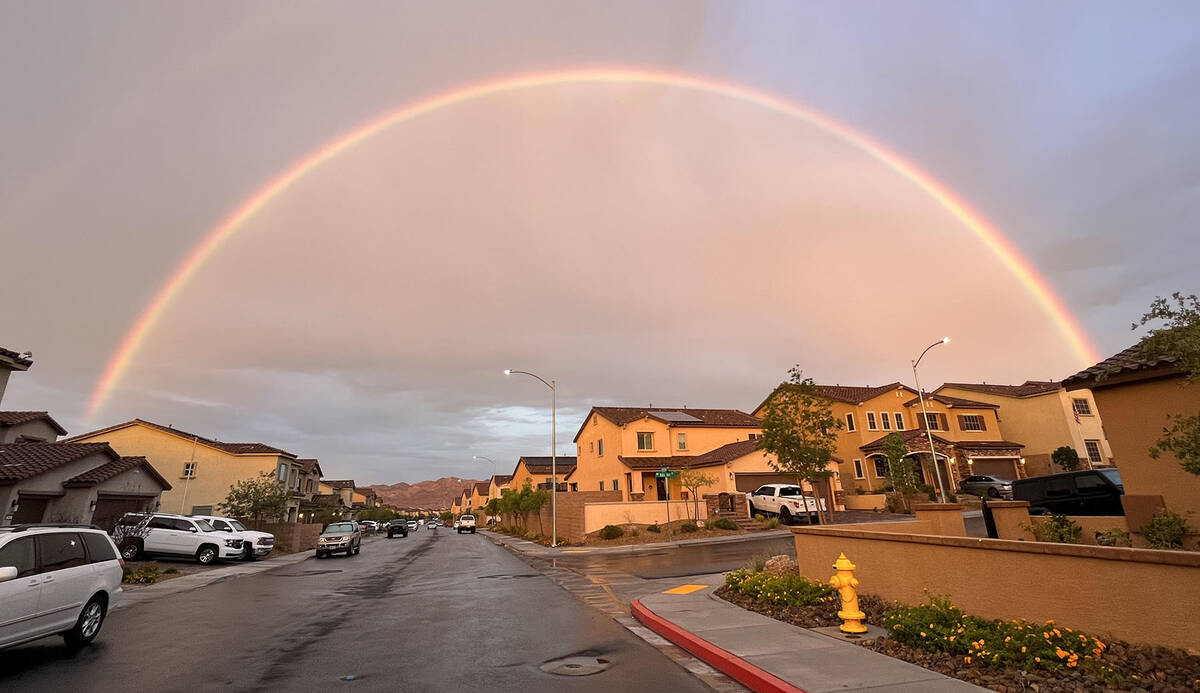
top-left (765, 517), bottom-right (781, 529)
top-left (885, 493), bottom-right (909, 514)
top-left (525, 531), bottom-right (540, 541)
top-left (598, 524), bottom-right (625, 540)
top-left (1095, 528), bottom-right (1132, 547)
top-left (646, 523), bottom-right (661, 533)
top-left (122, 564), bottom-right (159, 584)
top-left (680, 522), bottom-right (699, 533)
top-left (753, 513), bottom-right (767, 522)
top-left (710, 517), bottom-right (738, 531)
top-left (1141, 509), bottom-right (1192, 549)
top-left (883, 597), bottom-right (1107, 671)
top-left (1026, 515), bottom-right (1082, 544)
top-left (724, 569), bottom-right (833, 607)
top-left (630, 529), bottom-right (639, 537)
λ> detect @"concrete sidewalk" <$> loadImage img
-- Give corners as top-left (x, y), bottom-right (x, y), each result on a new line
top-left (480, 528), bottom-right (793, 556)
top-left (634, 578), bottom-right (986, 693)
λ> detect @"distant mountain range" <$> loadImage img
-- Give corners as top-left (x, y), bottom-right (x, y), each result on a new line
top-left (364, 477), bottom-right (482, 510)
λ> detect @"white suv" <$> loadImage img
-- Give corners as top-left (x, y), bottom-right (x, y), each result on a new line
top-left (0, 524), bottom-right (123, 650)
top-left (191, 515), bottom-right (274, 560)
top-left (115, 513), bottom-right (245, 565)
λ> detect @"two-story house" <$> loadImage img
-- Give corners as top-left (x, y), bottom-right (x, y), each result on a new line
top-left (489, 474), bottom-right (513, 500)
top-left (936, 381), bottom-right (1113, 475)
top-left (67, 419), bottom-right (303, 520)
top-left (0, 411), bottom-right (68, 444)
top-left (572, 407), bottom-right (816, 501)
top-left (0, 347), bottom-right (33, 407)
top-left (508, 456), bottom-right (579, 493)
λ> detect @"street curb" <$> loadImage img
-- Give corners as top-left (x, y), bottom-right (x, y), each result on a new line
top-left (479, 528), bottom-right (793, 556)
top-left (631, 598), bottom-right (807, 693)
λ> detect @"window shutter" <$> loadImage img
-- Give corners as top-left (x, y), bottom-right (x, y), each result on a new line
top-left (979, 415), bottom-right (987, 431)
top-left (957, 415), bottom-right (967, 429)
top-left (938, 413), bottom-right (948, 431)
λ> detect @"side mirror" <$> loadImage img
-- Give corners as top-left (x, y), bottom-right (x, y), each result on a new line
top-left (0, 566), bottom-right (18, 583)
top-left (190, 527), bottom-right (198, 533)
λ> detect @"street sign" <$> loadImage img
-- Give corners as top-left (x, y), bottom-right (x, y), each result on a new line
top-left (655, 467), bottom-right (678, 478)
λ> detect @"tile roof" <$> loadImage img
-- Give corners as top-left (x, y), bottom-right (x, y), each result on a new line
top-left (519, 456), bottom-right (578, 475)
top-left (939, 381), bottom-right (1062, 398)
top-left (577, 407), bottom-right (761, 442)
top-left (903, 393), bottom-right (999, 409)
top-left (62, 456), bottom-right (172, 490)
top-left (0, 411), bottom-right (68, 435)
top-left (472, 481), bottom-right (491, 496)
top-left (0, 347), bottom-right (33, 368)
top-left (618, 439), bottom-right (767, 470)
top-left (858, 429), bottom-right (1023, 453)
top-left (295, 458), bottom-right (322, 475)
top-left (324, 479), bottom-right (355, 489)
top-left (1063, 342), bottom-right (1182, 389)
top-left (0, 442), bottom-right (117, 482)
top-left (65, 419), bottom-right (295, 457)
top-left (752, 382), bottom-right (917, 414)
top-left (491, 474), bottom-right (514, 485)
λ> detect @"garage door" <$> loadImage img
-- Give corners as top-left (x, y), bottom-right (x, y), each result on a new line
top-left (971, 459), bottom-right (1018, 479)
top-left (734, 473), bottom-right (800, 493)
top-left (92, 497), bottom-right (150, 532)
top-left (12, 496), bottom-right (49, 524)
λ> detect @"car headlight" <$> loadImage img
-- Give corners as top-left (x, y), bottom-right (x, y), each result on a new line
top-left (224, 539), bottom-right (242, 548)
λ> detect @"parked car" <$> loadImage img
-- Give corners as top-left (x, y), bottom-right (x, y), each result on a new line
top-left (0, 524), bottom-right (123, 650)
top-left (957, 475), bottom-right (1014, 499)
top-left (426, 520), bottom-right (437, 530)
top-left (747, 484), bottom-right (825, 525)
top-left (359, 520), bottom-right (379, 534)
top-left (385, 519), bottom-right (408, 538)
top-left (316, 521), bottom-right (361, 558)
top-left (114, 513), bottom-right (244, 565)
top-left (456, 515), bottom-right (476, 534)
top-left (190, 515), bottom-right (274, 560)
top-left (1012, 468), bottom-right (1124, 516)
top-left (407, 520), bottom-right (419, 532)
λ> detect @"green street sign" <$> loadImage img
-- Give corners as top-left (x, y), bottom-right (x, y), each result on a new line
top-left (655, 467), bottom-right (678, 478)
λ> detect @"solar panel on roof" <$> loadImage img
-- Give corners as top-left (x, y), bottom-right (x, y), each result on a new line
top-left (649, 411), bottom-right (703, 423)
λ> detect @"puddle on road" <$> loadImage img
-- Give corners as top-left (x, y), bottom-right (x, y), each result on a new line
top-left (540, 651), bottom-right (612, 676)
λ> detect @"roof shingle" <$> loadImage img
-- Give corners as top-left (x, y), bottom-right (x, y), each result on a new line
top-left (62, 456), bottom-right (172, 490)
top-left (903, 393), bottom-right (999, 409)
top-left (618, 439), bottom-right (766, 470)
top-left (939, 381), bottom-right (1062, 398)
top-left (1063, 343), bottom-right (1182, 388)
top-left (0, 411), bottom-right (68, 435)
top-left (0, 443), bottom-right (117, 482)
top-left (518, 456), bottom-right (578, 475)
top-left (65, 419), bottom-right (295, 458)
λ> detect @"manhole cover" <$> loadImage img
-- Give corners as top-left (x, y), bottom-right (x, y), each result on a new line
top-left (539, 656), bottom-right (611, 676)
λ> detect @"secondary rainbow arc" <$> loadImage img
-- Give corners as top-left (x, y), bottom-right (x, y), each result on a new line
top-left (85, 67), bottom-right (1099, 421)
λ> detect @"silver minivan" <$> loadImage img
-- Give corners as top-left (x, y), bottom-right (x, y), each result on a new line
top-left (0, 524), bottom-right (124, 650)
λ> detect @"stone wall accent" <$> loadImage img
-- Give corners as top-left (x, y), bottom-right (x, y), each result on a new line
top-left (245, 521), bottom-right (322, 553)
top-left (704, 492), bottom-right (748, 519)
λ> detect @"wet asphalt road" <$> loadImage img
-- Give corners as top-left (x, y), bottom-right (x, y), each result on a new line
top-left (0, 528), bottom-right (714, 693)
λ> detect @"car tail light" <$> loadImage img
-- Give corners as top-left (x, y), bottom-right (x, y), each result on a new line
top-left (119, 558), bottom-right (126, 569)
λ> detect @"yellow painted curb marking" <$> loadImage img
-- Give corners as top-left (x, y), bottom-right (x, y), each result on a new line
top-left (562, 549), bottom-right (591, 554)
top-left (663, 584), bottom-right (709, 595)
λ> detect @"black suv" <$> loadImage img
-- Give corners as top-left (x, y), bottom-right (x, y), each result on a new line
top-left (1012, 468), bottom-right (1124, 516)
top-left (385, 519), bottom-right (408, 538)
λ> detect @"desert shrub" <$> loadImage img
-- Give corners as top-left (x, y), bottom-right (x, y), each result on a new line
top-left (884, 493), bottom-right (909, 514)
top-left (745, 551), bottom-right (773, 572)
top-left (630, 529), bottom-right (639, 537)
top-left (1095, 528), bottom-right (1132, 547)
top-left (724, 569), bottom-right (833, 607)
top-left (525, 530), bottom-right (540, 541)
top-left (1141, 509), bottom-right (1192, 549)
top-left (646, 523), bottom-right (661, 533)
top-left (765, 517), bottom-right (781, 529)
top-left (680, 522), bottom-right (698, 533)
top-left (1026, 514), bottom-right (1082, 544)
top-left (162, 567), bottom-right (179, 575)
top-left (753, 513), bottom-right (767, 522)
top-left (710, 517), bottom-right (738, 531)
top-left (598, 524), bottom-right (625, 540)
top-left (122, 564), bottom-right (159, 584)
top-left (883, 597), bottom-right (1107, 671)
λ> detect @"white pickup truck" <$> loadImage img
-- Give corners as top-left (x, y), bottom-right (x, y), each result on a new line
top-left (747, 484), bottom-right (827, 525)
top-left (456, 515), bottom-right (476, 534)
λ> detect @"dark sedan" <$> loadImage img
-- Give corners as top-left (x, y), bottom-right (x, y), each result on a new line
top-left (385, 519), bottom-right (409, 538)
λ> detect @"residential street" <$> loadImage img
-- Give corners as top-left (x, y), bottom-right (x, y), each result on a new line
top-left (0, 530), bottom-right (715, 693)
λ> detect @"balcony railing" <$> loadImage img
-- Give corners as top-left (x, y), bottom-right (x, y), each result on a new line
top-left (536, 482), bottom-right (568, 492)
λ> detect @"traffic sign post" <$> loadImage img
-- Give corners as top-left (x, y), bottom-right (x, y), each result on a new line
top-left (655, 468), bottom-right (678, 528)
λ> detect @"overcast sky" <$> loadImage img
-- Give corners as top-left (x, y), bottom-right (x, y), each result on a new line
top-left (2, 2), bottom-right (1197, 484)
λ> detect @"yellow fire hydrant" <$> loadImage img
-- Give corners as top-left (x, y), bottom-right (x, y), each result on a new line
top-left (829, 553), bottom-right (868, 634)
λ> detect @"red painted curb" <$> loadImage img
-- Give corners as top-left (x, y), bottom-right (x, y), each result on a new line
top-left (631, 598), bottom-right (807, 693)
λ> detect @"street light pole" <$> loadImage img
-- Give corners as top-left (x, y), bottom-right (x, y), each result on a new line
top-left (504, 369), bottom-right (558, 547)
top-left (473, 455), bottom-right (497, 480)
top-left (913, 337), bottom-right (950, 504)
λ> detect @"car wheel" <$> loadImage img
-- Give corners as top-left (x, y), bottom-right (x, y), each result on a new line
top-left (63, 595), bottom-right (106, 647)
top-left (242, 544), bottom-right (255, 561)
top-left (470, 528), bottom-right (475, 534)
top-left (748, 503), bottom-right (757, 516)
top-left (987, 487), bottom-right (1001, 499)
top-left (779, 507), bottom-right (793, 526)
top-left (119, 540), bottom-right (142, 561)
top-left (196, 545), bottom-right (218, 565)
top-left (457, 528), bottom-right (461, 534)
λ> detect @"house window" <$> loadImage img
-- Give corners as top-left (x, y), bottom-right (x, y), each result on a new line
top-left (593, 414), bottom-right (598, 425)
top-left (624, 473), bottom-right (632, 494)
top-left (677, 433), bottom-right (688, 450)
top-left (873, 457), bottom-right (889, 478)
top-left (866, 412), bottom-right (878, 430)
top-left (1084, 440), bottom-right (1103, 464)
top-left (748, 433), bottom-right (758, 440)
top-left (191, 505), bottom-right (213, 515)
top-left (922, 413), bottom-right (947, 431)
top-left (612, 478), bottom-right (619, 491)
top-left (845, 413), bottom-right (856, 431)
top-left (600, 481), bottom-right (605, 491)
top-left (1072, 398), bottom-right (1092, 416)
top-left (881, 412), bottom-right (891, 430)
top-left (958, 415), bottom-right (986, 431)
top-left (277, 463), bottom-right (287, 481)
top-left (588, 441), bottom-right (594, 453)
top-left (637, 432), bottom-right (654, 450)
top-left (182, 462), bottom-right (196, 478)
top-left (893, 412), bottom-right (905, 430)
top-left (597, 439), bottom-right (604, 456)
top-left (853, 459), bottom-right (864, 479)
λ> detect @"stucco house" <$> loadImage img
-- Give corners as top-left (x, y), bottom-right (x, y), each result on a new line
top-left (0, 411), bottom-right (68, 444)
top-left (0, 347), bottom-right (33, 406)
top-left (508, 456), bottom-right (578, 493)
top-left (937, 381), bottom-right (1113, 475)
top-left (1063, 341), bottom-right (1200, 522)
top-left (0, 442), bottom-right (171, 529)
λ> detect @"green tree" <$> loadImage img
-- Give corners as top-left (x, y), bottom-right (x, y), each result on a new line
top-left (218, 471), bottom-right (290, 523)
top-left (1135, 292), bottom-right (1200, 476)
top-left (678, 465), bottom-right (718, 521)
top-left (757, 368), bottom-right (843, 524)
top-left (1051, 445), bottom-right (1081, 472)
top-left (439, 510), bottom-right (453, 524)
top-left (518, 484), bottom-right (549, 535)
top-left (881, 433), bottom-right (920, 512)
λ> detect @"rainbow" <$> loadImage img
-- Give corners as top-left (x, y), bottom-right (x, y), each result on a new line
top-left (85, 67), bottom-right (1099, 421)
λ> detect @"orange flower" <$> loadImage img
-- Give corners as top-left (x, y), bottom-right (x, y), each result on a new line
top-left (1035, 657), bottom-right (1041, 663)
top-left (963, 656), bottom-right (972, 664)
top-left (1021, 646), bottom-right (1027, 653)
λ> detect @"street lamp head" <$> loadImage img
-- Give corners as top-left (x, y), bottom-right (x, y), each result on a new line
top-left (503, 369), bottom-right (512, 375)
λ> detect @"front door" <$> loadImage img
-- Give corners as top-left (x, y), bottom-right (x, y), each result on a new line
top-left (655, 477), bottom-right (669, 500)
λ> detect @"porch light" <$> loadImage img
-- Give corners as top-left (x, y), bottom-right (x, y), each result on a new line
top-left (89, 499), bottom-right (97, 511)
top-left (1019, 457), bottom-right (1026, 465)
top-left (967, 458), bottom-right (974, 466)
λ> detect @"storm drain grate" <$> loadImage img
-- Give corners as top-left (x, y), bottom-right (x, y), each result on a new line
top-left (539, 655), bottom-right (611, 676)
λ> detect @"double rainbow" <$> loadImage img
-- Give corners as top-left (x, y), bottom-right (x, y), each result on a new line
top-left (85, 67), bottom-right (1098, 420)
